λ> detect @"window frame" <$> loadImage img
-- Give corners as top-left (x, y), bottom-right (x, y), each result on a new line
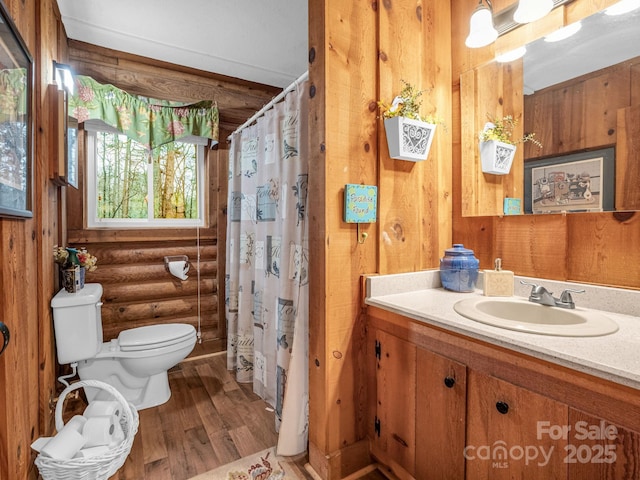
top-left (85, 123), bottom-right (206, 229)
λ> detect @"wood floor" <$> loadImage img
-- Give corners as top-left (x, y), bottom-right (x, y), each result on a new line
top-left (100, 352), bottom-right (305, 479)
top-left (63, 349), bottom-right (386, 480)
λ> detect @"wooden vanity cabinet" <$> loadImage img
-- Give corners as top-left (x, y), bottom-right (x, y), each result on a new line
top-left (566, 409), bottom-right (640, 480)
top-left (366, 305), bottom-right (640, 480)
top-left (369, 329), bottom-right (417, 476)
top-left (466, 371), bottom-right (568, 479)
top-left (415, 348), bottom-right (466, 479)
top-left (368, 328), bottom-right (466, 479)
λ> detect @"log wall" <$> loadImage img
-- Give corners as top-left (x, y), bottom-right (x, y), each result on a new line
top-left (82, 241), bottom-right (219, 343)
top-left (66, 144), bottom-right (228, 355)
top-left (63, 43), bottom-right (257, 355)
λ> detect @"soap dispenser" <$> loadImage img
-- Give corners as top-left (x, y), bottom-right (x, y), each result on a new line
top-left (483, 258), bottom-right (514, 297)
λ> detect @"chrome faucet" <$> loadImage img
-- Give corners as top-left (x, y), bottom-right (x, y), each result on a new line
top-left (520, 281), bottom-right (585, 309)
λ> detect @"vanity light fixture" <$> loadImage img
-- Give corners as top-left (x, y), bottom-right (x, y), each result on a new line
top-left (465, 0), bottom-right (499, 48)
top-left (53, 61), bottom-right (74, 94)
top-left (513, 0), bottom-right (554, 24)
top-left (605, 0), bottom-right (640, 15)
top-left (466, 0), bottom-right (576, 49)
top-left (495, 46), bottom-right (527, 63)
top-left (544, 21), bottom-right (582, 42)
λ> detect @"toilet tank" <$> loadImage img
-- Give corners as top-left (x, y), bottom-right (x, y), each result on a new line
top-left (51, 283), bottom-right (104, 364)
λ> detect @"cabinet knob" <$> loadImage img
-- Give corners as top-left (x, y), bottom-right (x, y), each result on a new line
top-left (495, 401), bottom-right (509, 414)
top-left (444, 376), bottom-right (455, 388)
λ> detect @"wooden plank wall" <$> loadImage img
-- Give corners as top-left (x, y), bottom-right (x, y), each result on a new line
top-left (453, 0), bottom-right (640, 291)
top-left (308, 2), bottom-right (378, 477)
top-left (308, 1), bottom-right (452, 478)
top-left (0, 1), bottom-right (65, 478)
top-left (460, 61), bottom-right (525, 217)
top-left (617, 104), bottom-right (640, 210)
top-left (377, 0), bottom-right (453, 273)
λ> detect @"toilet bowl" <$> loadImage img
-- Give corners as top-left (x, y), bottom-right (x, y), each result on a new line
top-left (51, 283), bottom-right (197, 410)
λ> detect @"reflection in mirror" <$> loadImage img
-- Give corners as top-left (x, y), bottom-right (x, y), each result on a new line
top-left (523, 7), bottom-right (640, 93)
top-left (522, 6), bottom-right (640, 213)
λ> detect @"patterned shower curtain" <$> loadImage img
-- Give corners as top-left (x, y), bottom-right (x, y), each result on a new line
top-left (225, 80), bottom-right (309, 456)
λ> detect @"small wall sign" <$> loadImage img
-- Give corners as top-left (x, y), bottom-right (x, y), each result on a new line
top-left (344, 184), bottom-right (377, 223)
top-left (503, 197), bottom-right (522, 215)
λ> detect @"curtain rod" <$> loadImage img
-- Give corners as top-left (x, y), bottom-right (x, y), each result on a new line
top-left (228, 70), bottom-right (309, 141)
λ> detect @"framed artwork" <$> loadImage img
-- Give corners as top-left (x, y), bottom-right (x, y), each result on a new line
top-left (0, 0), bottom-right (33, 218)
top-left (524, 148), bottom-right (615, 214)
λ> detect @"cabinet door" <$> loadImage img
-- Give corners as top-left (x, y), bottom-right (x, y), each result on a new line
top-left (416, 348), bottom-right (467, 480)
top-left (466, 370), bottom-right (569, 480)
top-left (371, 329), bottom-right (417, 476)
top-left (567, 409), bottom-right (640, 479)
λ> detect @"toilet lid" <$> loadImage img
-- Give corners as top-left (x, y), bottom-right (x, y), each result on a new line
top-left (118, 324), bottom-right (196, 352)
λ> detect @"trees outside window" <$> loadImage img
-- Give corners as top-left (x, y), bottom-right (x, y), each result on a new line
top-left (87, 129), bottom-right (205, 227)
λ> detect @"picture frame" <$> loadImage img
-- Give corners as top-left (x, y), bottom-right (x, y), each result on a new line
top-left (524, 147), bottom-right (615, 214)
top-left (0, 0), bottom-right (33, 218)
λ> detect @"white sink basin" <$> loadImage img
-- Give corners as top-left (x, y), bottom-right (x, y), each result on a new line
top-left (453, 296), bottom-right (619, 337)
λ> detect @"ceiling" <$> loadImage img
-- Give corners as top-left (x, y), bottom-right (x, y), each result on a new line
top-left (55, 0), bottom-right (309, 89)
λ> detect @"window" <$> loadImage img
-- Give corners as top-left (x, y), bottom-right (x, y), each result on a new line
top-left (85, 124), bottom-right (206, 228)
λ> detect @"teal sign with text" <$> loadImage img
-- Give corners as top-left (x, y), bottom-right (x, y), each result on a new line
top-left (344, 184), bottom-right (377, 223)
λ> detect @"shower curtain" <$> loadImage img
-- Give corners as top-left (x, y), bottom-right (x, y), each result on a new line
top-left (225, 79), bottom-right (309, 456)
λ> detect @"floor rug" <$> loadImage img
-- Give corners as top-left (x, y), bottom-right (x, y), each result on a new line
top-left (188, 447), bottom-right (295, 480)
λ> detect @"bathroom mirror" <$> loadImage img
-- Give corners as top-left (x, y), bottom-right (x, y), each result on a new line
top-left (522, 6), bottom-right (640, 214)
top-left (461, 4), bottom-right (640, 217)
top-left (522, 7), bottom-right (640, 96)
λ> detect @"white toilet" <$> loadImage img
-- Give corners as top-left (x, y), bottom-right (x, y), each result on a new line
top-left (51, 283), bottom-right (197, 410)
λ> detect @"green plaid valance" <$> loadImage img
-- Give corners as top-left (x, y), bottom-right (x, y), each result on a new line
top-left (69, 75), bottom-right (219, 150)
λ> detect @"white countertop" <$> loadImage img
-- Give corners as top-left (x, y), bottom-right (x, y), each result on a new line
top-left (365, 270), bottom-right (640, 390)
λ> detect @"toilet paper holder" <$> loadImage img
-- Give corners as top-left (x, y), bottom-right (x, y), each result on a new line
top-left (164, 255), bottom-right (189, 273)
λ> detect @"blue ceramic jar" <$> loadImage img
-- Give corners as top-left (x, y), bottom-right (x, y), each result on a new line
top-left (439, 244), bottom-right (479, 292)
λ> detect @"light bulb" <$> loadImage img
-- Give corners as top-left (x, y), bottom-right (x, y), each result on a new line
top-left (605, 0), bottom-right (640, 15)
top-left (544, 22), bottom-right (582, 42)
top-left (466, 5), bottom-right (499, 48)
top-left (513, 0), bottom-right (553, 24)
top-left (496, 46), bottom-right (527, 63)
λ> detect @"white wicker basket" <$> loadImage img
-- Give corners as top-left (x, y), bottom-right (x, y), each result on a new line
top-left (35, 379), bottom-right (139, 480)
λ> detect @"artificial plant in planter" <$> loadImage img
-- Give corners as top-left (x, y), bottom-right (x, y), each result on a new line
top-left (478, 115), bottom-right (541, 175)
top-left (54, 246), bottom-right (98, 292)
top-left (379, 80), bottom-right (444, 162)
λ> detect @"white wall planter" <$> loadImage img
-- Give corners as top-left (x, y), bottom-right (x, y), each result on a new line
top-left (384, 116), bottom-right (436, 162)
top-left (479, 140), bottom-right (516, 175)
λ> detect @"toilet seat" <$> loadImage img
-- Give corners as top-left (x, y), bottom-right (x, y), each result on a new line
top-left (118, 324), bottom-right (196, 352)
